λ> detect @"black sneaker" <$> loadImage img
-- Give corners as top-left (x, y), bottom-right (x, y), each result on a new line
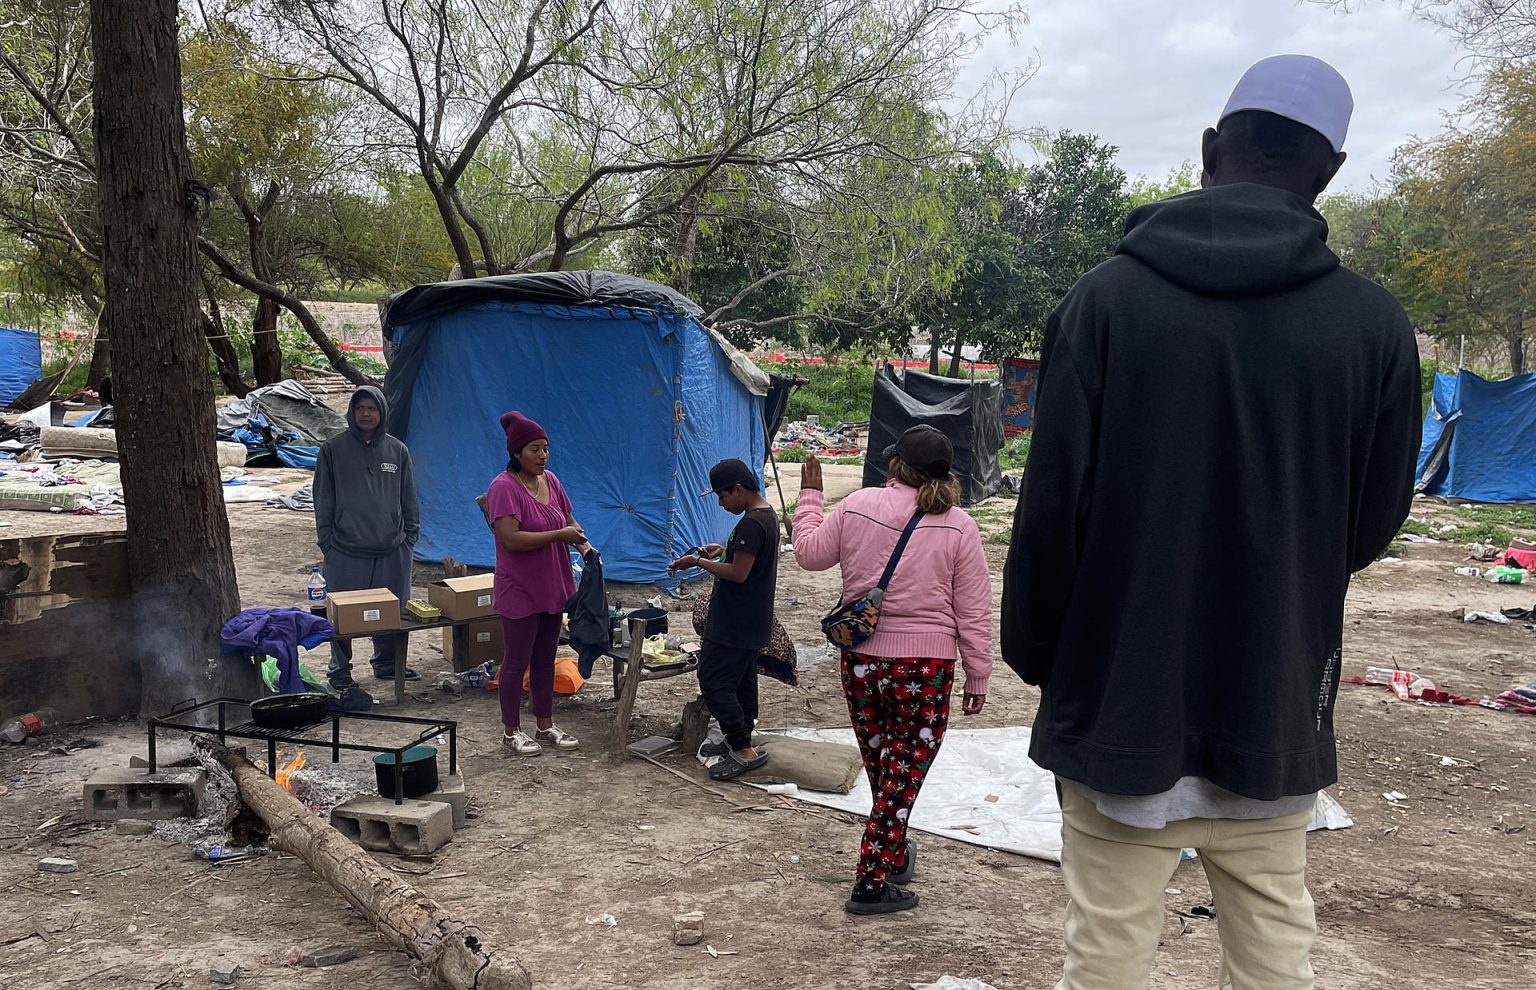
top-left (371, 667), bottom-right (420, 681)
top-left (328, 673), bottom-right (358, 691)
top-left (845, 883), bottom-right (919, 916)
top-left (888, 839), bottom-right (916, 886)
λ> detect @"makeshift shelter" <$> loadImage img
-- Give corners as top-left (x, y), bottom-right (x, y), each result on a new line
top-left (1417, 369), bottom-right (1536, 503)
top-left (863, 364), bottom-right (1003, 505)
top-left (0, 327), bottom-right (42, 409)
top-left (217, 379), bottom-right (348, 469)
top-left (383, 271), bottom-right (768, 583)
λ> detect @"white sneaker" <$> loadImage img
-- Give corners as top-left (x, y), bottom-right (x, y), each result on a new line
top-left (534, 725), bottom-right (579, 751)
top-left (502, 729), bottom-right (542, 756)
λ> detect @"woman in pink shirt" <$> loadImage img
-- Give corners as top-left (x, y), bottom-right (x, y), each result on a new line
top-left (486, 411), bottom-right (590, 756)
top-left (794, 425), bottom-right (992, 916)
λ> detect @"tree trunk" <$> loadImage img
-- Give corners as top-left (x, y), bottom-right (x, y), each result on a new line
top-left (1510, 323), bottom-right (1527, 377)
top-left (194, 737), bottom-right (532, 990)
top-left (929, 327), bottom-right (941, 375)
top-left (200, 305), bottom-right (250, 398)
top-left (947, 328), bottom-right (964, 378)
top-left (233, 183), bottom-right (285, 386)
top-left (670, 192), bottom-right (700, 298)
top-left (90, 0), bottom-right (257, 717)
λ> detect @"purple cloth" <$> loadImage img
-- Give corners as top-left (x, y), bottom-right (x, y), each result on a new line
top-left (220, 607), bottom-right (335, 694)
top-left (486, 469), bottom-right (576, 619)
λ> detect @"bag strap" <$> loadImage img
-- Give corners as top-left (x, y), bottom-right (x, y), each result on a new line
top-left (873, 510), bottom-right (927, 594)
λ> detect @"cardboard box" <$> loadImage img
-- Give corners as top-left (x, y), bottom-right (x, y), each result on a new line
top-left (328, 589), bottom-right (401, 636)
top-left (427, 574), bottom-right (496, 620)
top-left (443, 617), bottom-right (503, 667)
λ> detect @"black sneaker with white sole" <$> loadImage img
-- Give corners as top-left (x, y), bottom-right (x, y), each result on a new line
top-left (845, 883), bottom-right (919, 916)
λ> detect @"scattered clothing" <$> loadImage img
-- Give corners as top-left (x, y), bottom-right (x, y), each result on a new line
top-left (267, 483), bottom-right (315, 512)
top-left (221, 608), bottom-right (335, 695)
top-left (690, 590), bottom-right (799, 687)
top-left (564, 548), bottom-right (609, 678)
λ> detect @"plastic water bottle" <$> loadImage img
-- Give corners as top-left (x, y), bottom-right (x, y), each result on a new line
top-left (1363, 666), bottom-right (1436, 700)
top-left (1482, 566), bottom-right (1526, 584)
top-left (1, 708), bottom-right (57, 743)
top-left (306, 566), bottom-right (327, 603)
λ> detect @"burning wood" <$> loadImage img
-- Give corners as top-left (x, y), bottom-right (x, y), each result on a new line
top-left (275, 751), bottom-right (306, 792)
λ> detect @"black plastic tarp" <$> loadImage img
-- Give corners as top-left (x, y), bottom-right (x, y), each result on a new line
top-left (383, 270), bottom-right (703, 335)
top-left (863, 365), bottom-right (1003, 505)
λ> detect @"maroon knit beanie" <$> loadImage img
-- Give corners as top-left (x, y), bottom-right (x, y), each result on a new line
top-left (499, 410), bottom-right (547, 459)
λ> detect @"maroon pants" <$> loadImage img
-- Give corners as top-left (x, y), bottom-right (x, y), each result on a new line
top-left (499, 612), bottom-right (561, 729)
top-left (841, 651), bottom-right (955, 896)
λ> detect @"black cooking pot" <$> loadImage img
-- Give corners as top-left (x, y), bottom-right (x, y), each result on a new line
top-left (626, 607), bottom-right (668, 635)
top-left (250, 692), bottom-right (330, 729)
top-left (374, 746), bottom-right (439, 799)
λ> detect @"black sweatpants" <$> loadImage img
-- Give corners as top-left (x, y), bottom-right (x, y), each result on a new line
top-left (697, 640), bottom-right (760, 751)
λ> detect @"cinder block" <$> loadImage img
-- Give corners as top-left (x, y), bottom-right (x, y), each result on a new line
top-left (418, 774), bottom-right (466, 830)
top-left (330, 796), bottom-right (452, 855)
top-left (82, 769), bottom-right (205, 821)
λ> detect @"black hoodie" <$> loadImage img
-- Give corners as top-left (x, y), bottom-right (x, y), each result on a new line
top-left (1001, 184), bottom-right (1421, 800)
top-left (313, 386), bottom-right (420, 558)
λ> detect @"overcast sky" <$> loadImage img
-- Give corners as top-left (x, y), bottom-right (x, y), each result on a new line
top-left (961, 0), bottom-right (1473, 190)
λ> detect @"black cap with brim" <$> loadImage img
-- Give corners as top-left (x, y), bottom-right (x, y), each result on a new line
top-left (699, 457), bottom-right (758, 496)
top-left (884, 424), bottom-right (953, 479)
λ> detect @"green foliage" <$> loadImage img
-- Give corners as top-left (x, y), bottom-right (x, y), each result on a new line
top-left (1449, 504), bottom-right (1536, 530)
top-left (773, 446), bottom-right (809, 463)
top-left (782, 361), bottom-right (875, 425)
top-left (999, 433), bottom-right (1032, 473)
top-left (1126, 162), bottom-right (1200, 209)
top-left (1397, 517), bottom-right (1435, 537)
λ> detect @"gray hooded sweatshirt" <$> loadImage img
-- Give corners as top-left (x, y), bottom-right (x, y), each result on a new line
top-left (313, 386), bottom-right (420, 558)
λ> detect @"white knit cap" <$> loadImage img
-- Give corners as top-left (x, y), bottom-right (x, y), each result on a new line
top-left (1219, 54), bottom-right (1353, 152)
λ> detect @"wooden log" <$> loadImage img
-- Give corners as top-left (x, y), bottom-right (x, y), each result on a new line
top-left (608, 618), bottom-right (648, 755)
top-left (191, 737), bottom-right (530, 990)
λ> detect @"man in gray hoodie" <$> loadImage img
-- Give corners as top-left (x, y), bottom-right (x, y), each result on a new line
top-left (314, 386), bottom-right (420, 688)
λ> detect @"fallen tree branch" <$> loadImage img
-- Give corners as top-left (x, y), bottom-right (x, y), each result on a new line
top-left (191, 736), bottom-right (530, 990)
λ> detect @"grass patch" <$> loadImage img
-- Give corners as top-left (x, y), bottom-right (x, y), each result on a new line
top-left (1000, 433), bottom-right (1032, 473)
top-left (1447, 504), bottom-right (1536, 530)
top-left (1398, 517), bottom-right (1435, 537)
top-left (1439, 522), bottom-right (1514, 547)
top-left (783, 360), bottom-right (875, 426)
top-left (1377, 540), bottom-right (1407, 560)
top-left (774, 446), bottom-right (809, 463)
top-left (987, 528), bottom-right (1013, 546)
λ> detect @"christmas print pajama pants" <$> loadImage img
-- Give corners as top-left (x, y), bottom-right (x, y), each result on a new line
top-left (840, 651), bottom-right (955, 897)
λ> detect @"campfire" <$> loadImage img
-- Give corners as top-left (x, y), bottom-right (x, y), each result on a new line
top-left (276, 751), bottom-right (306, 792)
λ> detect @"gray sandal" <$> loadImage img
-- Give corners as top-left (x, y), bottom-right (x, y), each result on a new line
top-left (708, 749), bottom-right (768, 780)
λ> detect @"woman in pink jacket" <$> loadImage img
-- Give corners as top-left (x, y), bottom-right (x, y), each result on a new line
top-left (794, 424), bottom-right (992, 916)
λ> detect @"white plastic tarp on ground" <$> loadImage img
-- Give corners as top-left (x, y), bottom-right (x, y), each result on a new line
top-left (749, 726), bottom-right (1352, 864)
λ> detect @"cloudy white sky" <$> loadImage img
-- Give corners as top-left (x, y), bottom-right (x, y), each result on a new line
top-left (961, 0), bottom-right (1473, 190)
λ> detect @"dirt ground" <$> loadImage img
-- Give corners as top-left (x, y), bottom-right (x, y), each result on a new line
top-left (1, 466), bottom-right (1534, 989)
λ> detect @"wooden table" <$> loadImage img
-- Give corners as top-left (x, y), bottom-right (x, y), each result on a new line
top-left (332, 614), bottom-right (482, 704)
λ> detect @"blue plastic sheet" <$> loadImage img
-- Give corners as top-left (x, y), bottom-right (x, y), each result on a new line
top-left (0, 327), bottom-right (42, 407)
top-left (1417, 370), bottom-right (1536, 502)
top-left (386, 300), bottom-right (765, 583)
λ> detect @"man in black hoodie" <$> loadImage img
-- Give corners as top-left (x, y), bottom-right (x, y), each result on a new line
top-left (314, 386), bottom-right (421, 688)
top-left (1002, 56), bottom-right (1420, 989)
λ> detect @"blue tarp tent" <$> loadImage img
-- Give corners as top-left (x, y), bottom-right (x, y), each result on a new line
top-left (0, 327), bottom-right (42, 408)
top-left (1416, 369), bottom-right (1536, 503)
top-left (383, 271), bottom-right (768, 583)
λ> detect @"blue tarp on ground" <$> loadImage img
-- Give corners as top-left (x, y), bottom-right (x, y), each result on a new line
top-left (0, 327), bottom-right (42, 408)
top-left (383, 273), bottom-right (766, 584)
top-left (1416, 370), bottom-right (1536, 503)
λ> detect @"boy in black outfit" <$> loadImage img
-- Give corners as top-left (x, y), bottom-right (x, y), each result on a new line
top-left (669, 458), bottom-right (779, 780)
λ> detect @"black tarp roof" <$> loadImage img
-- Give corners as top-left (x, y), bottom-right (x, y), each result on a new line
top-left (383, 271), bottom-right (704, 339)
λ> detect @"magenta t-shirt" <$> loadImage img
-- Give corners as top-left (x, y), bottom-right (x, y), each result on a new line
top-left (486, 470), bottom-right (576, 619)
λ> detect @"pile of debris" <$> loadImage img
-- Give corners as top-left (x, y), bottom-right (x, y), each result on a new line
top-left (773, 419), bottom-right (862, 457)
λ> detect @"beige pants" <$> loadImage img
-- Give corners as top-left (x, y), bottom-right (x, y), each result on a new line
top-left (1056, 786), bottom-right (1316, 990)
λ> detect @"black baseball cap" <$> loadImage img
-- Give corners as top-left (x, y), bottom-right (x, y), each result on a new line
top-left (700, 458), bottom-right (759, 496)
top-left (883, 425), bottom-right (953, 479)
